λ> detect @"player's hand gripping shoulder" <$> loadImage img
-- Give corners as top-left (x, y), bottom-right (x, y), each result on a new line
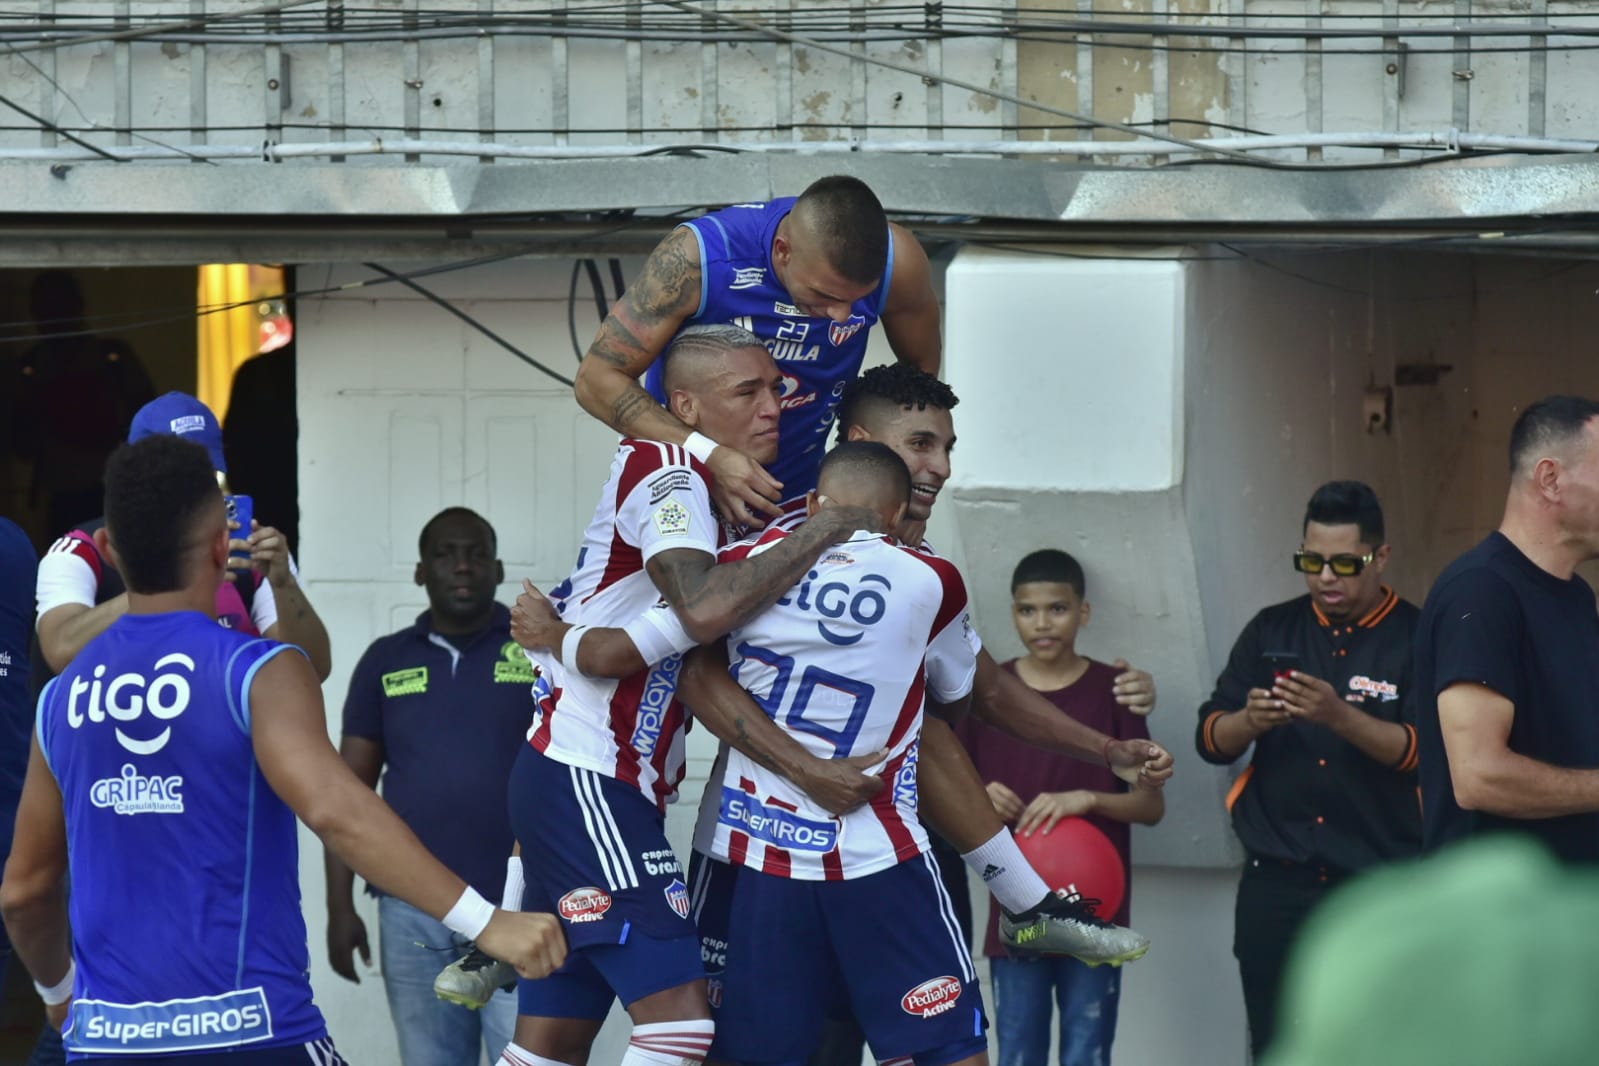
top-left (474, 909), bottom-right (568, 980)
top-left (1107, 739), bottom-right (1175, 791)
top-left (1111, 659), bottom-right (1157, 716)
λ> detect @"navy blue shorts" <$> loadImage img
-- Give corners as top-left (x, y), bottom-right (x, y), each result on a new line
top-left (713, 851), bottom-right (988, 1065)
top-left (686, 850), bottom-right (741, 1012)
top-left (74, 1037), bottom-right (346, 1064)
top-left (508, 745), bottom-right (704, 1013)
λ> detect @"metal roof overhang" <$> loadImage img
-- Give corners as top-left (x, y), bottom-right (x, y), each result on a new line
top-left (4, 151), bottom-right (1599, 266)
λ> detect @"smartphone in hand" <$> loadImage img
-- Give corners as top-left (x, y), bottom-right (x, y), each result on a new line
top-left (224, 494), bottom-right (254, 561)
top-left (1262, 651), bottom-right (1302, 686)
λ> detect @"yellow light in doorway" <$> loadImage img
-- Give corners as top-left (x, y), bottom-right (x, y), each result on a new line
top-left (196, 264), bottom-right (289, 424)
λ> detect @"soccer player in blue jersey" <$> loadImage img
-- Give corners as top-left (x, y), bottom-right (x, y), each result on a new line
top-left (1, 435), bottom-right (568, 1065)
top-left (574, 175), bottom-right (942, 531)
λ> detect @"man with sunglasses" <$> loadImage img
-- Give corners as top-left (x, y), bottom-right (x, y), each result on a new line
top-left (1194, 480), bottom-right (1422, 1057)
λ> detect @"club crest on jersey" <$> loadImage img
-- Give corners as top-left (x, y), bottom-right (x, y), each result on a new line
top-left (829, 315), bottom-right (866, 346)
top-left (653, 500), bottom-right (692, 537)
top-left (558, 887), bottom-right (613, 923)
top-left (730, 267), bottom-right (766, 290)
top-left (901, 976), bottom-right (962, 1018)
top-left (664, 878), bottom-right (691, 919)
top-left (91, 763), bottom-right (184, 815)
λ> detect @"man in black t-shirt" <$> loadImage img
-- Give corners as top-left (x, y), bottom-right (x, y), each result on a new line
top-left (1416, 395), bottom-right (1599, 864)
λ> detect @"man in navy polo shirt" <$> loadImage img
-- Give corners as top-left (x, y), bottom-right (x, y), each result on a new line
top-left (325, 508), bottom-right (536, 1065)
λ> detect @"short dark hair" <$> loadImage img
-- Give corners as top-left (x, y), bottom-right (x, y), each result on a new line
top-left (1303, 481), bottom-right (1385, 546)
top-left (817, 440), bottom-right (911, 506)
top-left (103, 436), bottom-right (221, 594)
top-left (794, 176), bottom-right (890, 287)
top-left (835, 364), bottom-right (959, 442)
top-left (1508, 395), bottom-right (1599, 476)
top-left (419, 507), bottom-right (497, 557)
top-left (1011, 549), bottom-right (1086, 599)
top-left (660, 323), bottom-right (766, 393)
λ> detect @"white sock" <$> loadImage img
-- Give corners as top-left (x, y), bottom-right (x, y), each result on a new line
top-left (497, 1042), bottom-right (565, 1066)
top-left (620, 1019), bottom-right (716, 1065)
top-left (961, 828), bottom-right (1052, 914)
top-left (501, 854), bottom-right (525, 910)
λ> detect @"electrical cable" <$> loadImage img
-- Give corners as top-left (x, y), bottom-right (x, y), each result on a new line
top-left (362, 262), bottom-right (575, 388)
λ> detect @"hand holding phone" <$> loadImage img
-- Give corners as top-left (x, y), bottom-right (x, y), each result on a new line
top-left (1262, 650), bottom-right (1302, 686)
top-left (224, 494), bottom-right (254, 561)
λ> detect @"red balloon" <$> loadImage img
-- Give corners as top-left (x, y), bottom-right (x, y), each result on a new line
top-left (1014, 817), bottom-right (1126, 919)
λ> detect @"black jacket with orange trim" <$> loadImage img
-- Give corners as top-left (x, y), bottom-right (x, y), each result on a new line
top-left (1194, 590), bottom-right (1423, 872)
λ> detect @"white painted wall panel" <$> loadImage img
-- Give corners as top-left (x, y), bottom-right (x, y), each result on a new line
top-left (945, 247), bottom-right (1185, 493)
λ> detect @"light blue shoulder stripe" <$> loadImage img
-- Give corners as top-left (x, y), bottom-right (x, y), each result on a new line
top-left (236, 768), bottom-right (258, 987)
top-left (34, 676), bottom-right (61, 777)
top-left (875, 224), bottom-right (897, 318)
top-left (225, 639), bottom-right (306, 734)
top-left (679, 220), bottom-right (710, 320)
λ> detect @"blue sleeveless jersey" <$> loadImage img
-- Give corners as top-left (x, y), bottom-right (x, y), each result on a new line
top-left (34, 611), bottom-right (326, 1059)
top-left (643, 197), bottom-right (895, 498)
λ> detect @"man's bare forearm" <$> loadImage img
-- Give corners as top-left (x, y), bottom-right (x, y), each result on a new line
top-left (648, 510), bottom-right (870, 643)
top-left (269, 578), bottom-right (332, 680)
top-left (678, 646), bottom-right (818, 782)
top-left (972, 650), bottom-right (1108, 763)
top-left (0, 885), bottom-right (71, 987)
top-left (38, 595), bottom-right (129, 673)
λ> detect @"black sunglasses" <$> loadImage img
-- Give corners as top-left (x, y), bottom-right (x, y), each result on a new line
top-left (1293, 550), bottom-right (1375, 577)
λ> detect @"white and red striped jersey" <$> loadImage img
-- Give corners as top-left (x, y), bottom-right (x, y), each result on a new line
top-left (706, 526), bottom-right (979, 880)
top-left (528, 439), bottom-right (721, 811)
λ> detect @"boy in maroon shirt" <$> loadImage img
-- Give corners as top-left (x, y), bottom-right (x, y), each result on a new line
top-left (957, 550), bottom-right (1164, 1066)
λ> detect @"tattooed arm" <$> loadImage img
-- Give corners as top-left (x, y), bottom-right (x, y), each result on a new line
top-left (573, 226), bottom-right (785, 524)
top-left (645, 505), bottom-right (881, 645)
top-left (573, 227), bottom-right (704, 444)
top-left (677, 642), bottom-right (884, 816)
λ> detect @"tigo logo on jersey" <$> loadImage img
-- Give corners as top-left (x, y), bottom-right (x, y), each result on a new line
top-left (558, 887), bottom-right (613, 923)
top-left (66, 653), bottom-right (195, 756)
top-left (91, 763), bottom-right (184, 815)
top-left (828, 315), bottom-right (866, 346)
top-left (632, 654), bottom-right (682, 757)
top-left (719, 788), bottom-right (837, 852)
top-left (778, 571), bottom-right (891, 647)
top-left (778, 373), bottom-right (818, 412)
top-left (901, 977), bottom-right (962, 1019)
top-left (664, 878), bottom-right (690, 919)
top-left (730, 267), bottom-right (766, 290)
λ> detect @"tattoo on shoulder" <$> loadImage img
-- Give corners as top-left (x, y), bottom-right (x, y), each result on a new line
top-left (629, 229), bottom-right (699, 322)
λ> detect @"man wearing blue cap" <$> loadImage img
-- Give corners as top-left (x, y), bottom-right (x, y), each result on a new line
top-left (34, 392), bottom-right (331, 681)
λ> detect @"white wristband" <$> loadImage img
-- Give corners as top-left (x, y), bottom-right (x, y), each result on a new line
top-left (683, 431), bottom-right (719, 464)
top-left (442, 887), bottom-right (496, 940)
top-left (34, 960), bottom-right (74, 1006)
top-left (560, 625), bottom-right (589, 672)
